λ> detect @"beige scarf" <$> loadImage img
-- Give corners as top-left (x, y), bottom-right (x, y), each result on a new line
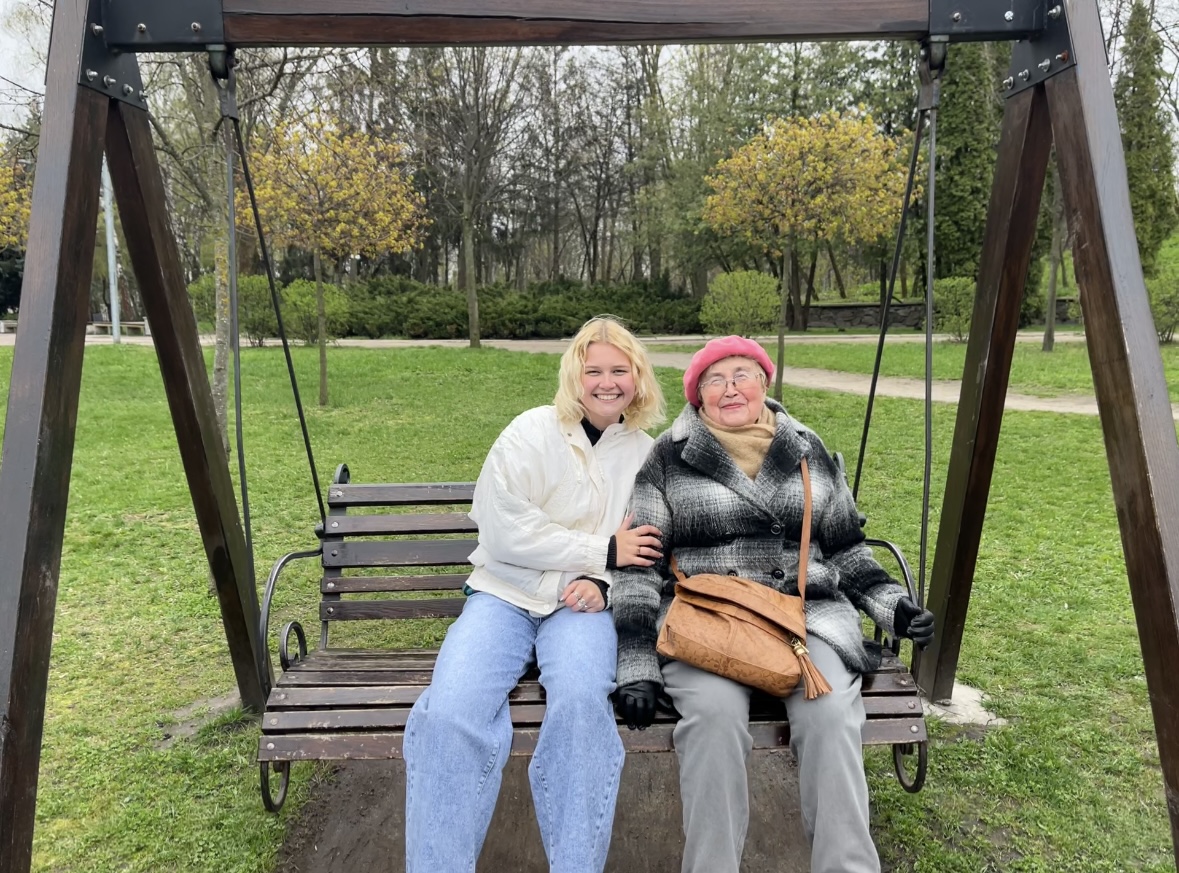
top-left (700, 405), bottom-right (776, 479)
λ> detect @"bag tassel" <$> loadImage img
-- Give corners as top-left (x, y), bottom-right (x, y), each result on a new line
top-left (791, 639), bottom-right (832, 700)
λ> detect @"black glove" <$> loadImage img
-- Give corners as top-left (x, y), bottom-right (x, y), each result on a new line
top-left (613, 681), bottom-right (659, 730)
top-left (893, 598), bottom-right (935, 649)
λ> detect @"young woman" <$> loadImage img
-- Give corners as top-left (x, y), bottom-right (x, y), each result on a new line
top-left (404, 316), bottom-right (666, 873)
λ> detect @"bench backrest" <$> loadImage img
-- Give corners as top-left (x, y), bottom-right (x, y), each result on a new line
top-left (320, 479), bottom-right (477, 644)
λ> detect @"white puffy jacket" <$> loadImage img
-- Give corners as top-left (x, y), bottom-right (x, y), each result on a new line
top-left (466, 405), bottom-right (655, 616)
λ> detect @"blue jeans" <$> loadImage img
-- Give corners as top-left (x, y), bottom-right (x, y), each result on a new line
top-left (404, 592), bottom-right (624, 873)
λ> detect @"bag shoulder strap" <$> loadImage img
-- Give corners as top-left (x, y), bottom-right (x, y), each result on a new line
top-left (670, 456), bottom-right (813, 601)
top-left (797, 456), bottom-right (812, 601)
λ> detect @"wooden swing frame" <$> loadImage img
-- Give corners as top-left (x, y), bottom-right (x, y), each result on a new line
top-left (3, 1), bottom-right (1179, 870)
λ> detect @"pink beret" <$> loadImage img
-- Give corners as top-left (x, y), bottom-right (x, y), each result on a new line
top-left (683, 336), bottom-right (775, 407)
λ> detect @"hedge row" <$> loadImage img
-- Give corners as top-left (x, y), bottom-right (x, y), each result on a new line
top-left (188, 274), bottom-right (703, 341)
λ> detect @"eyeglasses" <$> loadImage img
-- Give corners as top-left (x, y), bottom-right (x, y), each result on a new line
top-left (699, 372), bottom-right (764, 395)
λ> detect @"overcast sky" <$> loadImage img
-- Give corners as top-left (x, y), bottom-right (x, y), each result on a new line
top-left (0, 0), bottom-right (47, 124)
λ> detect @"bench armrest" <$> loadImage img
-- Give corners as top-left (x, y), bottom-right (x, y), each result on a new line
top-left (259, 547), bottom-right (323, 674)
top-left (863, 537), bottom-right (919, 657)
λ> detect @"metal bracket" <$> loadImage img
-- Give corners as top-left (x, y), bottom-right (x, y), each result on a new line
top-left (918, 37), bottom-right (948, 112)
top-left (99, 0), bottom-right (225, 52)
top-left (79, 0), bottom-right (146, 109)
top-left (1005, 2), bottom-right (1075, 96)
top-left (929, 0), bottom-right (1046, 41)
top-left (211, 49), bottom-right (240, 122)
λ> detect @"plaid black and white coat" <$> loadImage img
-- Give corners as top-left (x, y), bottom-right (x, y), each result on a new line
top-left (613, 399), bottom-right (907, 689)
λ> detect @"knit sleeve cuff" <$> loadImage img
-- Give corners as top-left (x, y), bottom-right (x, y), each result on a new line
top-left (606, 535), bottom-right (618, 569)
top-left (588, 576), bottom-right (609, 606)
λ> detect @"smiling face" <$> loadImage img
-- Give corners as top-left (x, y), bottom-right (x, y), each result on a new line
top-left (698, 355), bottom-right (768, 427)
top-left (580, 342), bottom-right (637, 431)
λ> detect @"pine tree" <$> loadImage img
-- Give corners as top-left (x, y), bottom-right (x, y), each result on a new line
top-left (1114, 0), bottom-right (1178, 277)
top-left (917, 42), bottom-right (1005, 283)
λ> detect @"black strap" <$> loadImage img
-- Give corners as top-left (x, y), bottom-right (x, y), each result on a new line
top-left (214, 57), bottom-right (327, 528)
top-left (852, 43), bottom-right (943, 607)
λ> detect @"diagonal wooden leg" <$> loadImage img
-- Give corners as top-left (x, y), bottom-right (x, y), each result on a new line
top-left (1046, 0), bottom-right (1179, 861)
top-left (0, 10), bottom-right (109, 873)
top-left (914, 84), bottom-right (1053, 701)
top-left (104, 99), bottom-right (269, 714)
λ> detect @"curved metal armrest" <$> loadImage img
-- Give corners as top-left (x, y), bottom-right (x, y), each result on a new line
top-left (259, 547), bottom-right (323, 667)
top-left (864, 537), bottom-right (919, 657)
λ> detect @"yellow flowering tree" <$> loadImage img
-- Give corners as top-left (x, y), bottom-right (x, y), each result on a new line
top-left (245, 119), bottom-right (425, 405)
top-left (703, 112), bottom-right (908, 395)
top-left (0, 157), bottom-right (31, 252)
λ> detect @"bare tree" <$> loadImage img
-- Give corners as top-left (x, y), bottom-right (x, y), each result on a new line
top-left (405, 47), bottom-right (530, 347)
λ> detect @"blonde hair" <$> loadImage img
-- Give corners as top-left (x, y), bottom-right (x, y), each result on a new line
top-left (554, 315), bottom-right (666, 431)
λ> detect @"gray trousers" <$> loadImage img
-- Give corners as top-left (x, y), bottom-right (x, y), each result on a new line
top-left (662, 636), bottom-right (880, 873)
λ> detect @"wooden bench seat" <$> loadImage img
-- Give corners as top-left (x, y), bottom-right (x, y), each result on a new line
top-left (88, 320), bottom-right (149, 336)
top-left (257, 464), bottom-right (928, 811)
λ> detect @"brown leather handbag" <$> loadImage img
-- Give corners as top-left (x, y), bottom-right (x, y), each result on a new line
top-left (655, 458), bottom-right (832, 700)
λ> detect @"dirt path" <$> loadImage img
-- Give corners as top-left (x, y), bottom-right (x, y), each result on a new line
top-left (350, 335), bottom-right (1172, 420)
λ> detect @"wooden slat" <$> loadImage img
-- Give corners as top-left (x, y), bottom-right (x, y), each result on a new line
top-left (861, 717), bottom-right (927, 746)
top-left (326, 482), bottom-right (475, 508)
top-left (322, 539), bottom-right (477, 569)
top-left (322, 573), bottom-right (469, 594)
top-left (322, 513), bottom-right (478, 536)
top-left (106, 98), bottom-right (269, 711)
top-left (258, 717), bottom-right (924, 761)
top-left (916, 82), bottom-right (1053, 702)
top-left (321, 599), bottom-right (466, 621)
top-left (1044, 0), bottom-right (1179, 858)
top-left (263, 703), bottom-right (553, 733)
top-left (222, 1), bottom-right (929, 46)
top-left (287, 651), bottom-right (446, 670)
top-left (860, 671), bottom-right (919, 694)
top-left (267, 681), bottom-right (548, 709)
top-left (278, 670), bottom-right (438, 686)
top-left (0, 9), bottom-right (110, 863)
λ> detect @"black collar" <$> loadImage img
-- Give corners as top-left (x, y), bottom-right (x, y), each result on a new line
top-left (580, 416), bottom-right (623, 446)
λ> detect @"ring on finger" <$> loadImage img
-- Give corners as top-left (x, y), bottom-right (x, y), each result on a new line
top-left (576, 595), bottom-right (589, 610)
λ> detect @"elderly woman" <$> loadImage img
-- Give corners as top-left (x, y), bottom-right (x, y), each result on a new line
top-left (404, 316), bottom-right (666, 873)
top-left (611, 335), bottom-right (933, 873)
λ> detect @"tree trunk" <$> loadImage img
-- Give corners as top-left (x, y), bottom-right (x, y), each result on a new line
top-left (789, 244), bottom-right (804, 331)
top-left (802, 249), bottom-right (818, 330)
top-left (315, 247), bottom-right (328, 406)
top-left (463, 206), bottom-right (481, 348)
top-left (212, 232), bottom-right (230, 456)
top-left (690, 263), bottom-right (709, 299)
top-left (826, 243), bottom-right (846, 299)
top-left (774, 246), bottom-right (790, 402)
top-left (1043, 164), bottom-right (1064, 352)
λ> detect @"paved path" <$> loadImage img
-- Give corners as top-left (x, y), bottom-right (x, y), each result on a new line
top-left (3, 329), bottom-right (1173, 419)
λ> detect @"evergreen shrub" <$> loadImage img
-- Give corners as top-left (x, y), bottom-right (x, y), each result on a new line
top-left (933, 276), bottom-right (975, 342)
top-left (700, 271), bottom-right (780, 337)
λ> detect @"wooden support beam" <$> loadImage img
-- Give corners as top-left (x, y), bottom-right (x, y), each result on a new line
top-left (103, 100), bottom-right (269, 714)
top-left (914, 84), bottom-right (1053, 701)
top-left (1044, 0), bottom-right (1179, 861)
top-left (220, 0), bottom-right (928, 45)
top-left (0, 6), bottom-right (108, 872)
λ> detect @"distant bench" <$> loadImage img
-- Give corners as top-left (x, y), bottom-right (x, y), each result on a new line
top-left (88, 321), bottom-right (149, 336)
top-left (255, 464), bottom-right (929, 811)
top-left (0, 320), bottom-right (16, 334)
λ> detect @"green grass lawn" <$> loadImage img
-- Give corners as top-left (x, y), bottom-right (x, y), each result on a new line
top-left (0, 343), bottom-right (1174, 871)
top-left (661, 339), bottom-right (1179, 402)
